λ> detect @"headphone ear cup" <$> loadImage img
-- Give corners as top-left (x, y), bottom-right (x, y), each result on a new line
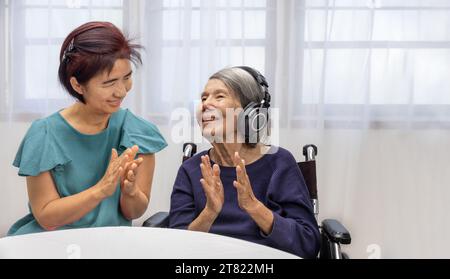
top-left (238, 103), bottom-right (256, 144)
top-left (238, 102), bottom-right (268, 144)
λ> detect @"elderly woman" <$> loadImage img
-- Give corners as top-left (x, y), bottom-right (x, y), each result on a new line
top-left (8, 22), bottom-right (167, 236)
top-left (169, 66), bottom-right (320, 258)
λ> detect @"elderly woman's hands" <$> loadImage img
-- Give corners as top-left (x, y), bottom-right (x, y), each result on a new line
top-left (200, 155), bottom-right (225, 217)
top-left (233, 152), bottom-right (261, 213)
top-left (193, 151), bottom-right (273, 235)
top-left (234, 152), bottom-right (274, 235)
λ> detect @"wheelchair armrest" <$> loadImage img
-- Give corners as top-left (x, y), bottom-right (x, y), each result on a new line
top-left (142, 212), bottom-right (170, 228)
top-left (321, 219), bottom-right (351, 245)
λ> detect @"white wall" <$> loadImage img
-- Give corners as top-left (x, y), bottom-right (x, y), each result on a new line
top-left (1, 122), bottom-right (449, 258)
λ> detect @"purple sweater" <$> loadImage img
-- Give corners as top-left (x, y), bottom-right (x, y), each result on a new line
top-left (169, 146), bottom-right (321, 258)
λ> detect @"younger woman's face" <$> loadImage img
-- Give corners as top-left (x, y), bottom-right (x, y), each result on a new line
top-left (79, 59), bottom-right (133, 114)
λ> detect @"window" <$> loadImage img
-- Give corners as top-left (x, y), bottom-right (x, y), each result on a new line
top-left (2, 0), bottom-right (276, 121)
top-left (2, 0), bottom-right (449, 127)
top-left (293, 0), bottom-right (450, 127)
top-left (9, 0), bottom-right (124, 114)
top-left (0, 0), bottom-right (8, 114)
top-left (142, 0), bottom-right (274, 119)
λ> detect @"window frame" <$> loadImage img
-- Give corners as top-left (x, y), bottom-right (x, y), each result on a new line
top-left (142, 0), bottom-right (276, 123)
top-left (9, 0), bottom-right (125, 117)
top-left (292, 0), bottom-right (450, 127)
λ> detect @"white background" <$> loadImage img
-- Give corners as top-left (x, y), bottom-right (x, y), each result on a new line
top-left (1, 0), bottom-right (450, 258)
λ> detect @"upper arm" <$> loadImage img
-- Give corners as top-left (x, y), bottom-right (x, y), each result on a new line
top-left (136, 154), bottom-right (156, 200)
top-left (26, 172), bottom-right (61, 223)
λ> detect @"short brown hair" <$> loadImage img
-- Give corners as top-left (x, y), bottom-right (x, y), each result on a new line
top-left (58, 21), bottom-right (142, 103)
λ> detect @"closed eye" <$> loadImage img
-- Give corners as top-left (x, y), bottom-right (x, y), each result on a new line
top-left (104, 81), bottom-right (116, 88)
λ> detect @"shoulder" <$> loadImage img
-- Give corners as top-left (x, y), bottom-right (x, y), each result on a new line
top-left (24, 113), bottom-right (61, 138)
top-left (120, 109), bottom-right (156, 127)
top-left (179, 150), bottom-right (208, 175)
top-left (13, 112), bottom-right (72, 176)
top-left (265, 146), bottom-right (298, 168)
top-left (117, 109), bottom-right (167, 154)
top-left (119, 109), bottom-right (164, 136)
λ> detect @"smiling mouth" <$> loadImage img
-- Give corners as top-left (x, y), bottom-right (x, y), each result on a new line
top-left (108, 100), bottom-right (122, 106)
top-left (202, 115), bottom-right (218, 123)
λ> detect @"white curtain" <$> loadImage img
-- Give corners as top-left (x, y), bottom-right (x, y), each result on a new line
top-left (288, 0), bottom-right (450, 259)
top-left (0, 0), bottom-right (6, 115)
top-left (1, 0), bottom-right (450, 258)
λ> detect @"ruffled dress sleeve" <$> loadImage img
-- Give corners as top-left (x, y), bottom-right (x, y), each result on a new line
top-left (118, 110), bottom-right (168, 155)
top-left (13, 119), bottom-right (71, 177)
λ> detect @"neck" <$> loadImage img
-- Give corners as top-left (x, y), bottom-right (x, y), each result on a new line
top-left (210, 143), bottom-right (264, 167)
top-left (62, 103), bottom-right (112, 134)
top-left (74, 103), bottom-right (111, 127)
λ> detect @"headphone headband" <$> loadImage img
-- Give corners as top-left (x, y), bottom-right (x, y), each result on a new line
top-left (236, 66), bottom-right (271, 108)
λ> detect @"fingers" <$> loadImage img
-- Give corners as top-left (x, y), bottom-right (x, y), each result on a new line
top-left (204, 155), bottom-right (212, 173)
top-left (200, 157), bottom-right (223, 198)
top-left (234, 153), bottom-right (252, 200)
top-left (111, 146), bottom-right (140, 164)
top-left (235, 156), bottom-right (248, 186)
top-left (236, 165), bottom-right (250, 187)
top-left (127, 168), bottom-right (136, 182)
top-left (212, 164), bottom-right (220, 178)
top-left (234, 152), bottom-right (241, 167)
top-left (132, 157), bottom-right (144, 169)
top-left (122, 179), bottom-right (136, 194)
top-left (236, 165), bottom-right (244, 184)
top-left (233, 180), bottom-right (245, 197)
top-left (200, 178), bottom-right (211, 195)
top-left (115, 166), bottom-right (123, 182)
top-left (233, 180), bottom-right (241, 190)
top-left (234, 152), bottom-right (247, 175)
top-left (109, 149), bottom-right (126, 172)
top-left (119, 149), bottom-right (130, 163)
top-left (201, 162), bottom-right (222, 183)
top-left (200, 178), bottom-right (207, 189)
top-left (200, 156), bottom-right (213, 179)
top-left (203, 155), bottom-right (212, 173)
top-left (212, 164), bottom-right (223, 189)
top-left (119, 145), bottom-right (139, 165)
top-left (112, 146), bottom-right (142, 175)
top-left (111, 149), bottom-right (118, 161)
top-left (200, 163), bottom-right (213, 187)
top-left (129, 145), bottom-right (139, 160)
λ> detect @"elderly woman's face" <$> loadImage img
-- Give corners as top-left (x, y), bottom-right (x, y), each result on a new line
top-left (198, 79), bottom-right (242, 143)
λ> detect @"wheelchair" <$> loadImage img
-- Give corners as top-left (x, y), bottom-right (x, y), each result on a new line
top-left (143, 143), bottom-right (351, 259)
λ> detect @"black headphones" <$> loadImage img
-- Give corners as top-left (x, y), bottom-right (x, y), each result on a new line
top-left (235, 66), bottom-right (271, 144)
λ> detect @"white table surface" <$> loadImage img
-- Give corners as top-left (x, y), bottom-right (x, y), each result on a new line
top-left (0, 227), bottom-right (299, 259)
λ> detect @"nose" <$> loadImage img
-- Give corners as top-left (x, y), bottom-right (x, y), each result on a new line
top-left (202, 96), bottom-right (215, 111)
top-left (114, 81), bottom-right (128, 98)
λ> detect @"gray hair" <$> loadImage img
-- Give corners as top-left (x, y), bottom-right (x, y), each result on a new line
top-left (209, 67), bottom-right (270, 148)
top-left (209, 67), bottom-right (263, 108)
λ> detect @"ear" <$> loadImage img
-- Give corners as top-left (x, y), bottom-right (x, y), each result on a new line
top-left (69, 77), bottom-right (85, 96)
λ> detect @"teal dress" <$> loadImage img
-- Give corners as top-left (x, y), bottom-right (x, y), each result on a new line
top-left (8, 109), bottom-right (168, 236)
